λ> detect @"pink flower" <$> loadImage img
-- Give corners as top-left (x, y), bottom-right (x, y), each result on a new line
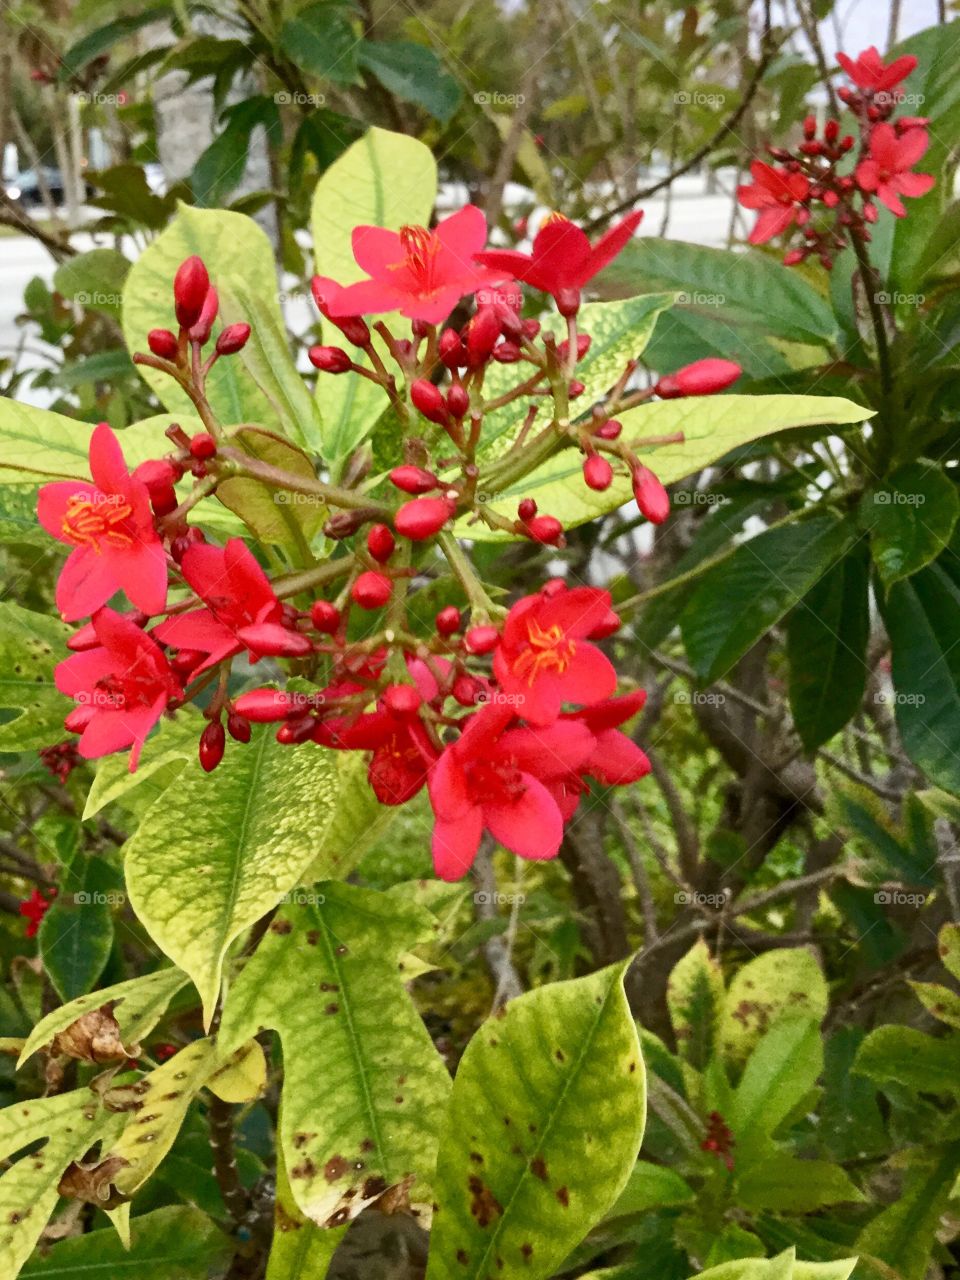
top-left (548, 692), bottom-right (651, 819)
top-left (37, 424), bottom-right (168, 622)
top-left (475, 211), bottom-right (642, 298)
top-left (55, 608), bottom-right (182, 770)
top-left (855, 123), bottom-right (934, 216)
top-left (737, 162), bottom-right (811, 244)
top-left (837, 46), bottom-right (917, 94)
top-left (326, 206), bottom-right (503, 324)
top-left (492, 587), bottom-right (618, 725)
top-left (427, 705), bottom-right (594, 880)
top-left (154, 538), bottom-right (312, 675)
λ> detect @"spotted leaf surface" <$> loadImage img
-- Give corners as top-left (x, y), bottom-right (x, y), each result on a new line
top-left (216, 883), bottom-right (450, 1228)
top-left (719, 948), bottom-right (828, 1065)
top-left (426, 961), bottom-right (645, 1280)
top-left (124, 726), bottom-right (345, 1026)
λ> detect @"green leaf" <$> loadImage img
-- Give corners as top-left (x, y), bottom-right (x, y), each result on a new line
top-left (604, 238), bottom-right (840, 345)
top-left (682, 514), bottom-right (862, 683)
top-left (881, 563), bottom-right (960, 795)
top-left (665, 939), bottom-right (724, 1072)
top-left (0, 602), bottom-right (72, 753)
top-left (215, 425), bottom-right (327, 547)
top-left (604, 1161), bottom-right (694, 1218)
top-left (18, 967), bottom-right (189, 1068)
top-left (853, 1025), bottom-right (960, 1096)
top-left (20, 1205), bottom-right (230, 1279)
top-left (856, 1145), bottom-right (960, 1280)
top-left (82, 710), bottom-right (201, 821)
top-left (37, 858), bottom-right (115, 1001)
top-left (0, 403), bottom-right (169, 486)
top-left (122, 204), bottom-right (299, 440)
top-left (910, 980), bottom-right (960, 1029)
top-left (59, 9), bottom-right (167, 80)
top-left (730, 1017), bottom-right (822, 1158)
top-left (735, 1155), bottom-right (863, 1213)
top-left (193, 98), bottom-right (281, 207)
top-left (218, 884), bottom-right (450, 1225)
top-left (0, 1091), bottom-right (123, 1279)
top-left (280, 3), bottom-right (361, 84)
top-left (861, 462), bottom-right (959, 590)
top-left (787, 543), bottom-right (870, 751)
top-left (310, 127), bottom-right (437, 291)
top-left (124, 726), bottom-right (346, 1027)
top-left (719, 948), bottom-right (828, 1065)
top-left (53, 249), bottom-right (130, 317)
top-left (426, 961), bottom-right (645, 1280)
top-left (938, 922), bottom-right (960, 982)
top-left (266, 1143), bottom-right (347, 1279)
top-left (694, 1248), bottom-right (797, 1280)
top-left (314, 355), bottom-right (389, 479)
top-left (358, 41), bottom-right (461, 122)
top-left (468, 396), bottom-right (870, 539)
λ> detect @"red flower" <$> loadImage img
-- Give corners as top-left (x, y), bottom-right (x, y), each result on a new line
top-left (493, 587), bottom-right (618, 725)
top-left (855, 123), bottom-right (934, 216)
top-left (326, 206), bottom-right (503, 324)
top-left (837, 46), bottom-right (917, 94)
top-left (737, 162), bottom-right (811, 244)
top-left (475, 211), bottom-right (642, 299)
top-left (548, 692), bottom-right (651, 819)
top-left (154, 538), bottom-right (312, 675)
top-left (55, 607), bottom-right (182, 770)
top-left (37, 424), bottom-right (168, 622)
top-left (20, 887), bottom-right (56, 938)
top-left (427, 705), bottom-right (594, 880)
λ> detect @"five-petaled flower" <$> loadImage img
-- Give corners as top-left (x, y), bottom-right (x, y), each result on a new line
top-left (837, 46), bottom-right (917, 94)
top-left (326, 205), bottom-right (504, 324)
top-left (55, 607), bottom-right (182, 770)
top-left (493, 586), bottom-right (618, 726)
top-left (475, 211), bottom-right (642, 305)
top-left (154, 538), bottom-right (312, 676)
top-left (855, 123), bottom-right (934, 216)
top-left (427, 705), bottom-right (595, 880)
top-left (37, 424), bottom-right (168, 622)
top-left (737, 162), bottom-right (811, 244)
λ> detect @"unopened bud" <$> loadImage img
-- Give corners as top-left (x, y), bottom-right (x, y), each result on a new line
top-left (174, 256), bottom-right (210, 329)
top-left (351, 571), bottom-right (393, 609)
top-left (310, 600), bottom-right (340, 633)
top-left (632, 465), bottom-right (670, 524)
top-left (367, 523), bottom-right (395, 562)
top-left (583, 454), bottom-right (614, 491)
top-left (389, 465), bottom-right (438, 494)
top-left (199, 720), bottom-right (226, 773)
top-left (656, 358), bottom-right (741, 398)
top-left (435, 605), bottom-right (462, 636)
top-left (464, 625), bottom-right (500, 655)
top-left (189, 287), bottom-right (219, 344)
top-left (309, 344), bottom-right (352, 373)
top-left (446, 384), bottom-right (469, 418)
top-left (216, 322), bottom-right (251, 355)
top-left (410, 378), bottom-right (451, 426)
top-left (148, 329), bottom-right (178, 359)
top-left (394, 497), bottom-right (455, 541)
top-left (525, 514), bottom-right (565, 545)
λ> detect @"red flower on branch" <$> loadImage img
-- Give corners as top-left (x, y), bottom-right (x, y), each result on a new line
top-left (855, 123), bottom-right (934, 216)
top-left (475, 211), bottom-right (642, 307)
top-left (493, 587), bottom-right (618, 725)
top-left (326, 206), bottom-right (503, 324)
top-left (428, 705), bottom-right (595, 880)
top-left (837, 46), bottom-right (917, 94)
top-left (55, 608), bottom-right (182, 770)
top-left (19, 887), bottom-right (56, 938)
top-left (37, 424), bottom-right (168, 622)
top-left (548, 692), bottom-right (652, 819)
top-left (737, 162), bottom-right (811, 245)
top-left (154, 538), bottom-right (312, 675)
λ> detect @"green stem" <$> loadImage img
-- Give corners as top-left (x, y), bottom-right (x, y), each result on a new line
top-left (437, 529), bottom-right (500, 619)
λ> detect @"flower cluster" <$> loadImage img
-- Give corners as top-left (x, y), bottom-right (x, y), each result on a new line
top-left (738, 45), bottom-right (933, 267)
top-left (38, 205), bottom-right (741, 880)
top-left (19, 887), bottom-right (56, 938)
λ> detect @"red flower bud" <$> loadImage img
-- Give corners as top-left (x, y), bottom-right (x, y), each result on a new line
top-left (227, 712), bottom-right (252, 743)
top-left (367, 523), bottom-right (395, 562)
top-left (632, 465), bottom-right (670, 524)
top-left (583, 454), bottom-right (614, 491)
top-left (309, 345), bottom-right (352, 373)
top-left (493, 341), bottom-right (522, 363)
top-left (383, 684), bottom-right (421, 716)
top-left (337, 316), bottom-right (371, 346)
top-left (558, 333), bottom-right (592, 363)
top-left (352, 571), bottom-right (392, 609)
top-left (234, 689), bottom-right (300, 722)
top-left (216, 322), bottom-right (251, 355)
top-left (525, 514), bottom-right (564, 545)
top-left (389, 465), bottom-right (438, 495)
top-left (199, 721), bottom-right (226, 773)
top-left (189, 287), bottom-right (219, 344)
top-left (410, 378), bottom-right (450, 426)
top-left (783, 248), bottom-right (806, 266)
top-left (555, 286), bottom-right (581, 317)
top-left (656, 358), bottom-right (741, 399)
top-left (803, 114), bottom-right (817, 139)
top-left (394, 497), bottom-right (455, 541)
top-left (522, 318), bottom-right (541, 338)
top-left (464, 624), bottom-right (500, 655)
top-left (517, 498), bottom-right (538, 521)
top-left (171, 648), bottom-right (205, 676)
top-left (568, 379), bottom-right (586, 398)
top-left (439, 328), bottom-right (467, 369)
top-left (148, 329), bottom-right (178, 359)
top-left (174, 256), bottom-right (210, 329)
top-left (310, 600), bottom-right (341, 633)
top-left (189, 433), bottom-right (217, 461)
top-left (595, 418), bottom-right (622, 440)
top-left (277, 716), bottom-right (319, 745)
top-left (464, 307), bottom-right (502, 367)
top-left (453, 673), bottom-right (484, 705)
top-left (435, 605), bottom-right (461, 636)
top-left (446, 384), bottom-right (469, 418)
top-left (588, 608), bottom-right (621, 639)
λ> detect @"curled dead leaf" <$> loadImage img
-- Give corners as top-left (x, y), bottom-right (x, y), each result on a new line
top-left (58, 1154), bottom-right (130, 1209)
top-left (50, 1003), bottom-right (138, 1064)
